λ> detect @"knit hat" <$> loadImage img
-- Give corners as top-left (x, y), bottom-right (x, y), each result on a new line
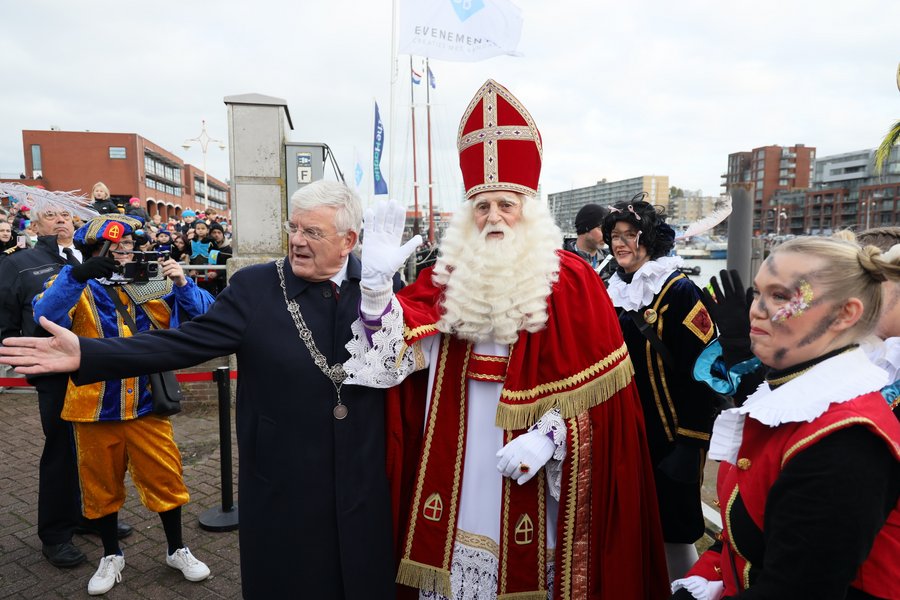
top-left (457, 79), bottom-right (542, 199)
top-left (575, 203), bottom-right (609, 235)
top-left (182, 209), bottom-right (196, 218)
top-left (128, 197), bottom-right (141, 206)
top-left (208, 221), bottom-right (224, 233)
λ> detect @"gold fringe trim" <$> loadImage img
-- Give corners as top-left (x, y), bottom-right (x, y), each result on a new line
top-left (501, 342), bottom-right (629, 402)
top-left (498, 592), bottom-right (547, 600)
top-left (494, 356), bottom-right (635, 431)
top-left (396, 559), bottom-right (452, 598)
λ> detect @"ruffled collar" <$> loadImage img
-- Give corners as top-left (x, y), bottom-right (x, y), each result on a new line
top-left (708, 348), bottom-right (889, 464)
top-left (861, 335), bottom-right (900, 384)
top-left (606, 255), bottom-right (684, 312)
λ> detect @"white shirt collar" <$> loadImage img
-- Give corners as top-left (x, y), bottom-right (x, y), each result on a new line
top-left (330, 258), bottom-right (348, 288)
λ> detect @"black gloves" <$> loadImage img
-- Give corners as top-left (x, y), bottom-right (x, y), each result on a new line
top-left (657, 444), bottom-right (703, 484)
top-left (701, 269), bottom-right (753, 368)
top-left (70, 256), bottom-right (117, 283)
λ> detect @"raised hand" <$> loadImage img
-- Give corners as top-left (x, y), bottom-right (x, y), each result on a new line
top-left (0, 316), bottom-right (82, 375)
top-left (360, 199), bottom-right (423, 291)
top-left (701, 269), bottom-right (753, 367)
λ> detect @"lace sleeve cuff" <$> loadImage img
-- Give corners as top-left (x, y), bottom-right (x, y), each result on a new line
top-left (529, 407), bottom-right (566, 501)
top-left (344, 297), bottom-right (425, 388)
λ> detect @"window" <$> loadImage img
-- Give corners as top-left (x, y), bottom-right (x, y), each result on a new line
top-left (31, 145), bottom-right (42, 170)
top-left (109, 147), bottom-right (127, 159)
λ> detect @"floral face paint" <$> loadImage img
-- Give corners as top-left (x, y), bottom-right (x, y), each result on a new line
top-left (771, 280), bottom-right (814, 323)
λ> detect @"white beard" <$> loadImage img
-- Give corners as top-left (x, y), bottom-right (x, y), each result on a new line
top-left (432, 198), bottom-right (562, 345)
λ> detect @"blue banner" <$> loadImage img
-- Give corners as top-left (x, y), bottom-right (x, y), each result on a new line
top-left (373, 101), bottom-right (388, 196)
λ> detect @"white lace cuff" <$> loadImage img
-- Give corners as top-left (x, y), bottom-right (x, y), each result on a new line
top-left (344, 297), bottom-right (424, 388)
top-left (529, 407), bottom-right (566, 501)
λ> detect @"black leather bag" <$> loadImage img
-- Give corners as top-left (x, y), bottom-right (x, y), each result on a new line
top-left (148, 371), bottom-right (183, 416)
top-left (105, 287), bottom-right (183, 416)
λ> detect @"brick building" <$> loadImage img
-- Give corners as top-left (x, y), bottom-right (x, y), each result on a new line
top-left (721, 144), bottom-right (816, 234)
top-left (14, 129), bottom-right (230, 220)
top-left (769, 147), bottom-right (900, 235)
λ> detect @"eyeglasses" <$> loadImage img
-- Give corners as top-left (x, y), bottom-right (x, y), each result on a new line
top-left (283, 221), bottom-right (344, 242)
top-left (609, 231), bottom-right (639, 244)
top-left (113, 240), bottom-right (135, 250)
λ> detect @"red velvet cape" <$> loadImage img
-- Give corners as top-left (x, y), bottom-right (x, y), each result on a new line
top-left (384, 252), bottom-right (668, 599)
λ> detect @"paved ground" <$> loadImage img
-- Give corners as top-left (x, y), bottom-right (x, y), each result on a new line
top-left (0, 381), bottom-right (722, 599)
top-left (0, 388), bottom-right (243, 599)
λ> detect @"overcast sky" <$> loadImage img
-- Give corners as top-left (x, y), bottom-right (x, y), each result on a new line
top-left (2, 0), bottom-right (898, 213)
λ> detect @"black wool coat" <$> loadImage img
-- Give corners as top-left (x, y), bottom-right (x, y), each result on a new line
top-left (74, 254), bottom-right (397, 599)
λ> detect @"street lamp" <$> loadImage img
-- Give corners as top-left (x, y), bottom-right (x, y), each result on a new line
top-left (182, 120), bottom-right (226, 209)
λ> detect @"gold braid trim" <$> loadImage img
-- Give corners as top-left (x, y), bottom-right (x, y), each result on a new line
top-left (497, 592), bottom-right (547, 600)
top-left (781, 417), bottom-right (882, 466)
top-left (404, 323), bottom-right (438, 341)
top-left (559, 417), bottom-right (579, 598)
top-left (395, 559), bottom-right (452, 598)
top-left (495, 354), bottom-right (635, 431)
top-left (501, 343), bottom-right (629, 401)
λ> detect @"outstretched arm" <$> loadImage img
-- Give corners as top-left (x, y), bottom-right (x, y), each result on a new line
top-left (0, 316), bottom-right (81, 374)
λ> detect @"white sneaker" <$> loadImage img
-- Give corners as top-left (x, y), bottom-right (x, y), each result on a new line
top-left (87, 554), bottom-right (124, 595)
top-left (166, 547), bottom-right (210, 582)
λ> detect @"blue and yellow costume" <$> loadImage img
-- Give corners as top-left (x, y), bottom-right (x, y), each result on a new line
top-left (31, 215), bottom-right (214, 519)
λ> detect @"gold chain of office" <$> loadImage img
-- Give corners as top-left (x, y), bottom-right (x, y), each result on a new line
top-left (276, 258), bottom-right (349, 419)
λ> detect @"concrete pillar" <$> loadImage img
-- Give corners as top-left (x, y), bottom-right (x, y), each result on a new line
top-left (223, 93), bottom-right (295, 276)
top-left (726, 183), bottom-right (756, 285)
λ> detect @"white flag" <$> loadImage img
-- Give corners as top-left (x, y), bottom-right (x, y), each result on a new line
top-left (398, 0), bottom-right (523, 62)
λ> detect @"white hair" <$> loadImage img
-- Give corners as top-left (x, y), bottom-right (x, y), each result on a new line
top-left (433, 194), bottom-right (562, 344)
top-left (289, 180), bottom-right (363, 236)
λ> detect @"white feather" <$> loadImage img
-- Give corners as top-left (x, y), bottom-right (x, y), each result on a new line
top-left (675, 197), bottom-right (732, 240)
top-left (0, 183), bottom-right (98, 220)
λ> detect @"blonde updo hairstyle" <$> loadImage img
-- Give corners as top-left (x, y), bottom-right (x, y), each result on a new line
top-left (772, 236), bottom-right (900, 340)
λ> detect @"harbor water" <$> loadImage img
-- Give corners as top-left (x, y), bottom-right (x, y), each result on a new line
top-left (679, 257), bottom-right (729, 287)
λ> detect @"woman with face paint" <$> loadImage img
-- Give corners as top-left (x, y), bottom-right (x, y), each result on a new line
top-left (672, 236), bottom-right (900, 600)
top-left (601, 196), bottom-right (721, 581)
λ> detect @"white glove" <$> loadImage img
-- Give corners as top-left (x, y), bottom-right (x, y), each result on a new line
top-left (361, 199), bottom-right (422, 291)
top-left (495, 430), bottom-right (556, 485)
top-left (670, 575), bottom-right (724, 600)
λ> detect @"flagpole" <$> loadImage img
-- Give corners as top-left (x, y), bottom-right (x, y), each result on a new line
top-left (409, 57), bottom-right (421, 236)
top-left (425, 58), bottom-right (435, 244)
top-left (388, 0), bottom-right (399, 195)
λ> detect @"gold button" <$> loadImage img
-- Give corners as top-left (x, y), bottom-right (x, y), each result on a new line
top-left (737, 458), bottom-right (751, 470)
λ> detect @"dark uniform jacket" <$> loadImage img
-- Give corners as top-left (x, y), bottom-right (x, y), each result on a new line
top-left (0, 235), bottom-right (68, 340)
top-left (617, 270), bottom-right (718, 543)
top-left (71, 254), bottom-right (398, 599)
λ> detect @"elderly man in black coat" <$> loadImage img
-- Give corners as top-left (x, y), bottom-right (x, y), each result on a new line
top-left (0, 180), bottom-right (401, 599)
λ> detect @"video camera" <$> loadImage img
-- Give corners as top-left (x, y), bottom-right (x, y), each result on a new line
top-left (117, 250), bottom-right (170, 283)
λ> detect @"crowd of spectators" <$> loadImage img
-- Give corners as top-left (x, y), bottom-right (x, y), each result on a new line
top-left (1, 193), bottom-right (233, 296)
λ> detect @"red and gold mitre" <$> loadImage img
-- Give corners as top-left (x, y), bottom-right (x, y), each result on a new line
top-left (457, 79), bottom-right (542, 199)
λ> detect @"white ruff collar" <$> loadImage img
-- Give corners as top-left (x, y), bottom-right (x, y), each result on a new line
top-left (708, 348), bottom-right (889, 464)
top-left (861, 335), bottom-right (900, 384)
top-left (606, 255), bottom-right (684, 311)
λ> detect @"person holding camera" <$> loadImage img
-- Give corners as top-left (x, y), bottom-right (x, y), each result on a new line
top-left (31, 214), bottom-right (215, 596)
